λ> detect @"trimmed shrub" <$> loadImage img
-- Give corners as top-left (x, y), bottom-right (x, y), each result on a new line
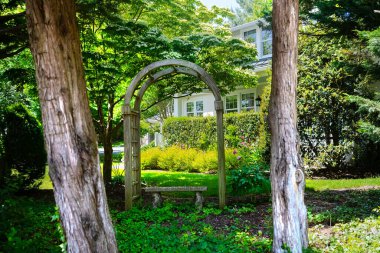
top-left (163, 111), bottom-right (260, 150)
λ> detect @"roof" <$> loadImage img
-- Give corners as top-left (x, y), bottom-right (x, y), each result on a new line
top-left (251, 56), bottom-right (271, 71)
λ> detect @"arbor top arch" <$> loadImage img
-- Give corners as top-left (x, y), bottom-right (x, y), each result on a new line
top-left (124, 59), bottom-right (223, 107)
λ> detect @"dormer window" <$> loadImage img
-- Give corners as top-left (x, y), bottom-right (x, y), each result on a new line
top-left (242, 27), bottom-right (272, 59)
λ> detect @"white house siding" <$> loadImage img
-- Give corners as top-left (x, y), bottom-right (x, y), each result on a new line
top-left (173, 83), bottom-right (268, 117)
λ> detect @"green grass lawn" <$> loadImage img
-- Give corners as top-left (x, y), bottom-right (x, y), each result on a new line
top-left (40, 167), bottom-right (380, 193)
top-left (306, 177), bottom-right (380, 191)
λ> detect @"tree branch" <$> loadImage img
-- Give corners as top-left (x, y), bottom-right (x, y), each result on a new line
top-left (141, 92), bottom-right (193, 113)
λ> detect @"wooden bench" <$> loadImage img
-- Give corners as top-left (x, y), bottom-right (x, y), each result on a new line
top-left (143, 186), bottom-right (207, 209)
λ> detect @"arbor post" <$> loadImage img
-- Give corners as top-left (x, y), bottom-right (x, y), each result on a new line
top-left (215, 100), bottom-right (226, 209)
top-left (123, 105), bottom-right (133, 210)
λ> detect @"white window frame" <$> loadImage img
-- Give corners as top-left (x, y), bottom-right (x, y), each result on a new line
top-left (241, 93), bottom-right (255, 111)
top-left (225, 95), bottom-right (238, 113)
top-left (261, 29), bottom-right (272, 57)
top-left (186, 100), bottom-right (203, 117)
top-left (241, 25), bottom-right (272, 59)
top-left (186, 102), bottom-right (194, 117)
top-left (243, 29), bottom-right (257, 44)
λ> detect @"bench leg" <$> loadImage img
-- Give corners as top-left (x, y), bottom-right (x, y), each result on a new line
top-left (195, 192), bottom-right (204, 210)
top-left (152, 192), bottom-right (162, 208)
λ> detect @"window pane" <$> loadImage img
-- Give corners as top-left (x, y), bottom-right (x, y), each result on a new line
top-left (186, 102), bottom-right (194, 113)
top-left (263, 39), bottom-right (272, 55)
top-left (262, 29), bottom-right (272, 41)
top-left (241, 93), bottom-right (255, 109)
top-left (226, 95), bottom-right (238, 112)
top-left (262, 29), bottom-right (272, 55)
top-left (196, 101), bottom-right (203, 112)
top-left (244, 29), bottom-right (256, 44)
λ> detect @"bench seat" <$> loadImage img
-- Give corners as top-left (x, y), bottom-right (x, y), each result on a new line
top-left (143, 186), bottom-right (207, 209)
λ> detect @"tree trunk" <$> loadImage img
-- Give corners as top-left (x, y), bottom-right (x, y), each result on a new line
top-left (270, 0), bottom-right (308, 252)
top-left (25, 1), bottom-right (118, 252)
top-left (102, 133), bottom-right (113, 187)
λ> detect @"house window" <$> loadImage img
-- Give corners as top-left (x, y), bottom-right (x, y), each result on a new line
top-left (226, 95), bottom-right (238, 113)
top-left (244, 29), bottom-right (256, 44)
top-left (262, 29), bottom-right (272, 56)
top-left (241, 93), bottom-right (255, 111)
top-left (186, 102), bottom-right (194, 116)
top-left (186, 101), bottom-right (203, 116)
top-left (196, 101), bottom-right (203, 116)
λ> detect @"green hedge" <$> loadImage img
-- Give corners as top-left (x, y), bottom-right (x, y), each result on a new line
top-left (163, 111), bottom-right (260, 150)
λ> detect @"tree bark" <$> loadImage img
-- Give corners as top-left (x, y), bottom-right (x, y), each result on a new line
top-left (270, 0), bottom-right (308, 252)
top-left (102, 132), bottom-right (113, 187)
top-left (25, 1), bottom-right (118, 252)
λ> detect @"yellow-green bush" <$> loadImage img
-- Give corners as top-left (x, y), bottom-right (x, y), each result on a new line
top-left (141, 146), bottom-right (243, 172)
top-left (141, 147), bottom-right (163, 170)
top-left (191, 150), bottom-right (218, 173)
top-left (157, 146), bottom-right (198, 172)
top-left (171, 146), bottom-right (198, 172)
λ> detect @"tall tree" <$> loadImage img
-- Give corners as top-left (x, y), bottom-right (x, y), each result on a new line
top-left (270, 0), bottom-right (308, 252)
top-left (25, 0), bottom-right (117, 252)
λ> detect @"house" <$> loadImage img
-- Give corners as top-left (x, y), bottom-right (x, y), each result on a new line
top-left (172, 20), bottom-right (272, 117)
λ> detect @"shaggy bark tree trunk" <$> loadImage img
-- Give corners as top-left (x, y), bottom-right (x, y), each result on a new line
top-left (270, 0), bottom-right (308, 252)
top-left (25, 1), bottom-right (118, 252)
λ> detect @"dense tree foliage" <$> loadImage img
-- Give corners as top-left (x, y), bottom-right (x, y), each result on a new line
top-left (0, 0), bottom-right (28, 59)
top-left (298, 34), bottom-right (364, 174)
top-left (297, 1), bottom-right (380, 176)
top-left (0, 104), bottom-right (46, 190)
top-left (300, 0), bottom-right (380, 37)
top-left (0, 49), bottom-right (45, 190)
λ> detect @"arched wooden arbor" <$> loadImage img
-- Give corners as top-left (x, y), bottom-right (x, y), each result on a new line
top-left (123, 59), bottom-right (226, 210)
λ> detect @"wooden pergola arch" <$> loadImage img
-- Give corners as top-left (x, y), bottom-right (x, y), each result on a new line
top-left (122, 59), bottom-right (226, 210)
